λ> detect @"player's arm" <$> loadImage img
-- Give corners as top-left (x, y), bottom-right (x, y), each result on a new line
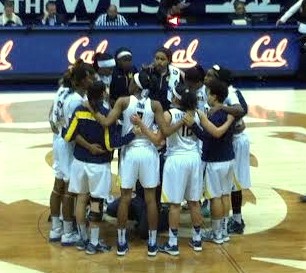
top-left (152, 101), bottom-right (183, 137)
top-left (219, 104), bottom-right (244, 119)
top-left (64, 109), bottom-right (80, 142)
top-left (184, 110), bottom-right (234, 139)
top-left (48, 103), bottom-right (59, 134)
top-left (75, 135), bottom-right (105, 155)
top-left (131, 115), bottom-right (164, 146)
top-left (85, 97), bottom-right (126, 127)
top-left (104, 123), bottom-right (138, 151)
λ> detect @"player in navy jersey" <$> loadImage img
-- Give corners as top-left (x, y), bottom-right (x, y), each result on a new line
top-left (64, 81), bottom-right (138, 254)
top-left (86, 70), bottom-right (184, 256)
top-left (205, 65), bottom-right (250, 234)
top-left (184, 79), bottom-right (235, 244)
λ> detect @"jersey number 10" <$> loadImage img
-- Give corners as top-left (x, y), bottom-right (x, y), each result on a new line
top-left (182, 125), bottom-right (193, 137)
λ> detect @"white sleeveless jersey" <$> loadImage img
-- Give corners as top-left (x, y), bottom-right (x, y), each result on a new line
top-left (50, 86), bottom-right (73, 135)
top-left (224, 85), bottom-right (243, 127)
top-left (63, 91), bottom-right (85, 128)
top-left (196, 85), bottom-right (209, 113)
top-left (121, 95), bottom-right (155, 147)
top-left (166, 108), bottom-right (201, 156)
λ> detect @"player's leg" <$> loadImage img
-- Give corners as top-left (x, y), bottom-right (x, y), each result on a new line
top-left (85, 162), bottom-right (112, 254)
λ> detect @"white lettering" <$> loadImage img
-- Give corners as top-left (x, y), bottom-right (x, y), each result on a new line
top-left (112, 0), bottom-right (138, 13)
top-left (83, 0), bottom-right (100, 13)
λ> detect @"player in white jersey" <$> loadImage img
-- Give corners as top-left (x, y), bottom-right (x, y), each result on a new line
top-left (48, 71), bottom-right (74, 242)
top-left (88, 70), bottom-right (184, 257)
top-left (205, 65), bottom-right (250, 234)
top-left (60, 60), bottom-right (95, 246)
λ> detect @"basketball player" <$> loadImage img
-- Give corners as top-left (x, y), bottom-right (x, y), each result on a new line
top-left (87, 70), bottom-right (184, 256)
top-left (48, 71), bottom-right (74, 242)
top-left (205, 65), bottom-right (250, 234)
top-left (184, 79), bottom-right (235, 244)
top-left (60, 60), bottom-right (94, 246)
top-left (64, 81), bottom-right (139, 254)
top-left (134, 84), bottom-right (234, 255)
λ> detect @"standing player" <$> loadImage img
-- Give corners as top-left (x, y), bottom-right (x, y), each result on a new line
top-left (64, 81), bottom-right (138, 254)
top-left (60, 60), bottom-right (94, 246)
top-left (48, 71), bottom-right (73, 242)
top-left (205, 65), bottom-right (250, 234)
top-left (134, 83), bottom-right (234, 255)
top-left (87, 70), bottom-right (184, 256)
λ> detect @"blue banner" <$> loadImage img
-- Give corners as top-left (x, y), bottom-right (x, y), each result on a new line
top-left (0, 26), bottom-right (299, 77)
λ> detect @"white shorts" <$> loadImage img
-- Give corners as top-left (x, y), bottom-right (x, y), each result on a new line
top-left (52, 134), bottom-right (63, 180)
top-left (232, 132), bottom-right (251, 191)
top-left (161, 153), bottom-right (203, 204)
top-left (55, 137), bottom-right (74, 182)
top-left (69, 158), bottom-right (111, 198)
top-left (119, 145), bottom-right (159, 189)
top-left (204, 160), bottom-right (234, 199)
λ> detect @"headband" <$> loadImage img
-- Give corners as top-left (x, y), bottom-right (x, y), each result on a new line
top-left (133, 73), bottom-right (143, 89)
top-left (117, 51), bottom-right (132, 59)
top-left (97, 59), bottom-right (116, 68)
top-left (172, 87), bottom-right (182, 100)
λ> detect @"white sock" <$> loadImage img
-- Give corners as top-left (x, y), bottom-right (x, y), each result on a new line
top-left (168, 228), bottom-right (178, 247)
top-left (63, 221), bottom-right (73, 234)
top-left (192, 226), bottom-right (201, 242)
top-left (117, 229), bottom-right (126, 245)
top-left (148, 230), bottom-right (157, 246)
top-left (90, 227), bottom-right (100, 246)
top-left (211, 219), bottom-right (222, 237)
top-left (78, 224), bottom-right (88, 241)
top-left (51, 216), bottom-right (61, 230)
top-left (233, 213), bottom-right (242, 224)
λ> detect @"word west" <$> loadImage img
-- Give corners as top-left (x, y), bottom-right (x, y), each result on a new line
top-left (0, 40), bottom-right (13, 71)
top-left (250, 35), bottom-right (288, 68)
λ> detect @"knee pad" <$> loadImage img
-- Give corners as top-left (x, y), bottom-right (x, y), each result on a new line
top-left (88, 197), bottom-right (104, 222)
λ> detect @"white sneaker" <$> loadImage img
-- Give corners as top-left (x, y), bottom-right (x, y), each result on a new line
top-left (222, 233), bottom-right (230, 242)
top-left (61, 232), bottom-right (80, 246)
top-left (201, 229), bottom-right (223, 244)
top-left (49, 227), bottom-right (63, 242)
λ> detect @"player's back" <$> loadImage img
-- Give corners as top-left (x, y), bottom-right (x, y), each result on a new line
top-left (122, 95), bottom-right (155, 147)
top-left (166, 108), bottom-right (200, 156)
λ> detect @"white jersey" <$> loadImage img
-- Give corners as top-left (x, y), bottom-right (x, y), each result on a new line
top-left (166, 108), bottom-right (200, 156)
top-left (224, 85), bottom-right (243, 127)
top-left (50, 86), bottom-right (73, 135)
top-left (62, 91), bottom-right (85, 128)
top-left (196, 84), bottom-right (209, 113)
top-left (121, 95), bottom-right (155, 147)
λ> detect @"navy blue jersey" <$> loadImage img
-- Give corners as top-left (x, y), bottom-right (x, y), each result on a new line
top-left (191, 109), bottom-right (234, 162)
top-left (64, 104), bottom-right (135, 164)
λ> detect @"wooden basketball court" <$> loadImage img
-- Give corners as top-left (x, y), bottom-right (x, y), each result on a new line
top-left (0, 89), bottom-right (305, 273)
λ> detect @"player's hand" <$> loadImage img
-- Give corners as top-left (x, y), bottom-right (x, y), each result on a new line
top-left (89, 144), bottom-right (105, 155)
top-left (83, 100), bottom-right (95, 113)
top-left (227, 114), bottom-right (235, 123)
top-left (133, 125), bottom-right (142, 136)
top-left (183, 112), bottom-right (194, 127)
top-left (130, 114), bottom-right (142, 125)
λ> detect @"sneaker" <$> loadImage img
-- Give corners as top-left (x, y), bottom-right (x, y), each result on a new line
top-left (76, 239), bottom-right (89, 250)
top-left (159, 243), bottom-right (179, 256)
top-left (222, 233), bottom-right (230, 242)
top-left (49, 227), bottom-right (63, 242)
top-left (148, 244), bottom-right (158, 257)
top-left (85, 242), bottom-right (112, 255)
top-left (227, 218), bottom-right (244, 234)
top-left (201, 229), bottom-right (223, 244)
top-left (61, 232), bottom-right (80, 246)
top-left (117, 242), bottom-right (129, 256)
top-left (189, 239), bottom-right (202, 251)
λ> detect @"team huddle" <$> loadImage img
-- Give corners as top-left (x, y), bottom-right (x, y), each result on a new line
top-left (48, 46), bottom-right (251, 257)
